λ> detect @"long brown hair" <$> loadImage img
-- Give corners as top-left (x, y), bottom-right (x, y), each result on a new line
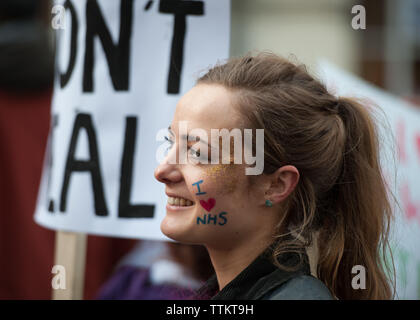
top-left (197, 52), bottom-right (396, 299)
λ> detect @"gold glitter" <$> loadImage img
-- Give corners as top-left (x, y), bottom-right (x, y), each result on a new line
top-left (205, 164), bottom-right (238, 194)
top-left (203, 134), bottom-right (241, 194)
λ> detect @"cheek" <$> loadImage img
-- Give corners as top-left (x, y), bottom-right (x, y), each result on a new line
top-left (188, 165), bottom-right (238, 205)
top-left (186, 167), bottom-right (236, 225)
top-left (203, 164), bottom-right (239, 195)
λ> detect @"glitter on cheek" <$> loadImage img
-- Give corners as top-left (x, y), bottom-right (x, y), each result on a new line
top-left (205, 164), bottom-right (238, 194)
top-left (204, 136), bottom-right (241, 194)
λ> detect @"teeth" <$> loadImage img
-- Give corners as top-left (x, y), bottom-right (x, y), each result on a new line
top-left (167, 196), bottom-right (194, 207)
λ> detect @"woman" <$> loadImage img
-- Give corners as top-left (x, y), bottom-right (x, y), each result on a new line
top-left (154, 52), bottom-right (395, 300)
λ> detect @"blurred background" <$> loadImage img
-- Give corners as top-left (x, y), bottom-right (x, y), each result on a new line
top-left (230, 0), bottom-right (420, 103)
top-left (1, 0), bottom-right (419, 299)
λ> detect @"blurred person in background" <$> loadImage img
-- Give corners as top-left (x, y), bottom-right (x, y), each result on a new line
top-left (96, 240), bottom-right (213, 300)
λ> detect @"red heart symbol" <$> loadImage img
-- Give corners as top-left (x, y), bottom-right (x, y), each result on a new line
top-left (200, 198), bottom-right (216, 212)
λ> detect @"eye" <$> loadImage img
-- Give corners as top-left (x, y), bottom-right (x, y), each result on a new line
top-left (189, 147), bottom-right (201, 159)
top-left (164, 135), bottom-right (174, 154)
top-left (188, 147), bottom-right (210, 163)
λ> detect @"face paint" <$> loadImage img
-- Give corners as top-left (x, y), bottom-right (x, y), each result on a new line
top-left (192, 179), bottom-right (206, 195)
top-left (191, 179), bottom-right (229, 226)
top-left (196, 212), bottom-right (228, 226)
top-left (218, 212), bottom-right (228, 225)
top-left (205, 164), bottom-right (238, 194)
top-left (199, 198), bottom-right (215, 211)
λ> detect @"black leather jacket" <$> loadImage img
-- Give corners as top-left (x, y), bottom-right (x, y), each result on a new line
top-left (195, 242), bottom-right (334, 300)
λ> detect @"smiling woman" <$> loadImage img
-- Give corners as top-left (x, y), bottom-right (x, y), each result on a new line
top-left (154, 52), bottom-right (396, 300)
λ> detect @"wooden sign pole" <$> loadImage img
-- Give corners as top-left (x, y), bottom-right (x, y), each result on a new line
top-left (52, 231), bottom-right (87, 300)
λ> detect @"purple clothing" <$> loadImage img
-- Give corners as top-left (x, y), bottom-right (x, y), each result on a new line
top-left (96, 265), bottom-right (198, 300)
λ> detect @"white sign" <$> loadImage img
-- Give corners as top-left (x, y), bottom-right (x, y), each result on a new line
top-left (35, 0), bottom-right (230, 240)
top-left (318, 61), bottom-right (420, 299)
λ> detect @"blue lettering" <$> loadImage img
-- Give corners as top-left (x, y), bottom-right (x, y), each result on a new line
top-left (196, 214), bottom-right (206, 224)
top-left (192, 179), bottom-right (206, 195)
top-left (207, 214), bottom-right (217, 225)
top-left (218, 212), bottom-right (227, 225)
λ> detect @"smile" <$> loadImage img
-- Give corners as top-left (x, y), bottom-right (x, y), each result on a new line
top-left (167, 196), bottom-right (194, 207)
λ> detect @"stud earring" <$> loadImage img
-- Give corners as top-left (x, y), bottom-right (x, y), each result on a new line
top-left (265, 199), bottom-right (273, 207)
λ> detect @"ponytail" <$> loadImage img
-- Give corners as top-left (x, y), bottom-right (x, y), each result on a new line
top-left (316, 98), bottom-right (395, 299)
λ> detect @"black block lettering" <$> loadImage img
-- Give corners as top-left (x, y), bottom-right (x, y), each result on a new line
top-left (159, 0), bottom-right (204, 94)
top-left (118, 117), bottom-right (155, 218)
top-left (59, 0), bottom-right (79, 88)
top-left (60, 113), bottom-right (108, 216)
top-left (83, 0), bottom-right (134, 92)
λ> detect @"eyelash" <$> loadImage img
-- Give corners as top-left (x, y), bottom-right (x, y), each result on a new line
top-left (164, 135), bottom-right (173, 146)
top-left (164, 135), bottom-right (203, 159)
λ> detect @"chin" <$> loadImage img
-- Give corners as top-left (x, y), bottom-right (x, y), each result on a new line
top-left (160, 217), bottom-right (198, 244)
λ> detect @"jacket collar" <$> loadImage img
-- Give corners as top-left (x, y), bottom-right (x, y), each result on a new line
top-left (195, 240), bottom-right (311, 300)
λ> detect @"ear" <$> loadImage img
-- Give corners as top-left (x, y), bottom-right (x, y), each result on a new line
top-left (266, 165), bottom-right (300, 204)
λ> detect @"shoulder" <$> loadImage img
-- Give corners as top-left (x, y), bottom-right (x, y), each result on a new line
top-left (263, 275), bottom-right (334, 300)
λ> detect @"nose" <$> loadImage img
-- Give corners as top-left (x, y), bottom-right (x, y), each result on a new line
top-left (154, 161), bottom-right (183, 184)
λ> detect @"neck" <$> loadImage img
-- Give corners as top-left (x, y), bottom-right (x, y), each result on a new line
top-left (205, 232), bottom-right (275, 291)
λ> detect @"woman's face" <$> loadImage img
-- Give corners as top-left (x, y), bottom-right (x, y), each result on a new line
top-left (154, 84), bottom-right (275, 249)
